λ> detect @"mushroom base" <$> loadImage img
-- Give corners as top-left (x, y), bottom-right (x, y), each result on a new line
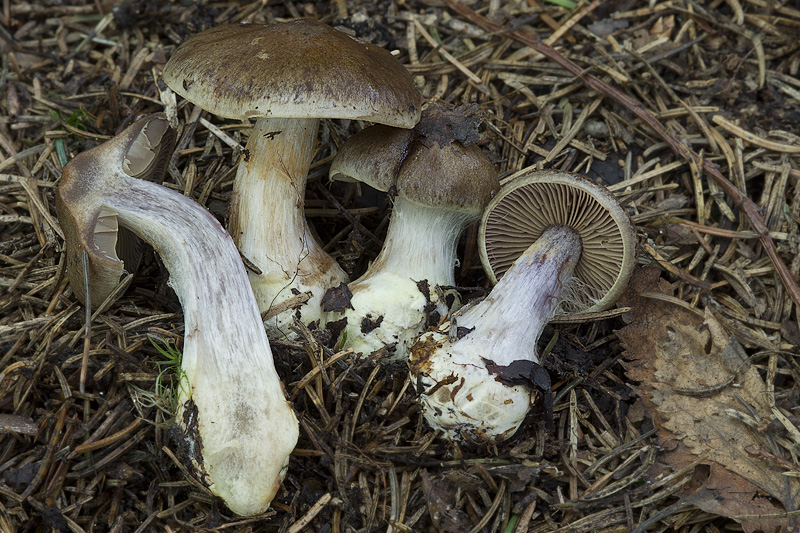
top-left (326, 199), bottom-right (470, 360)
top-left (333, 272), bottom-right (451, 359)
top-left (258, 266), bottom-right (350, 337)
top-left (410, 329), bottom-right (532, 442)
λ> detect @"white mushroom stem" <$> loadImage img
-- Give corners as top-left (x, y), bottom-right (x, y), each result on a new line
top-left (410, 225), bottom-right (582, 441)
top-left (365, 197), bottom-right (472, 288)
top-left (108, 178), bottom-right (297, 514)
top-left (332, 197), bottom-right (474, 359)
top-left (229, 116), bottom-right (347, 336)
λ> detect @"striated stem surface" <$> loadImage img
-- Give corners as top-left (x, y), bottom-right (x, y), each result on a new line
top-left (108, 175), bottom-right (298, 515)
top-left (57, 115), bottom-right (299, 516)
top-left (229, 116), bottom-right (347, 335)
top-left (332, 198), bottom-right (473, 359)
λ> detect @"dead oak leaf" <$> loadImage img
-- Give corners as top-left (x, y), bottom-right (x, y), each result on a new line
top-left (617, 268), bottom-right (799, 532)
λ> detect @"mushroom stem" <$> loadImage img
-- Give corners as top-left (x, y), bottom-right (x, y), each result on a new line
top-left (457, 225), bottom-right (582, 362)
top-left (364, 197), bottom-right (472, 288)
top-left (56, 116), bottom-right (298, 515)
top-left (228, 117), bottom-right (347, 334)
top-left (116, 180), bottom-right (299, 515)
top-left (331, 198), bottom-right (473, 358)
top-left (410, 225), bottom-right (582, 441)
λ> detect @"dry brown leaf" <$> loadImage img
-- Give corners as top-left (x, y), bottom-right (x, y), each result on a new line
top-left (617, 268), bottom-right (800, 532)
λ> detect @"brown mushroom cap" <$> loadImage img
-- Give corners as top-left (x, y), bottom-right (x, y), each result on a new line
top-left (329, 108), bottom-right (498, 215)
top-left (396, 140), bottom-right (498, 215)
top-left (328, 125), bottom-right (412, 192)
top-left (162, 20), bottom-right (421, 127)
top-left (478, 170), bottom-right (637, 313)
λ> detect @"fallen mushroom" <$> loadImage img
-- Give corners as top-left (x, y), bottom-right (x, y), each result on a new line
top-left (56, 114), bottom-right (299, 516)
top-left (409, 170), bottom-right (637, 442)
top-left (162, 20), bottom-right (422, 337)
top-left (325, 104), bottom-right (499, 360)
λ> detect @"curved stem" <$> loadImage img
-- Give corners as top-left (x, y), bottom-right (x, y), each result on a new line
top-left (58, 115), bottom-right (299, 514)
top-left (112, 177), bottom-right (297, 514)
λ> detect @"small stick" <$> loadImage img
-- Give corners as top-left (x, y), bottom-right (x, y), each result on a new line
top-left (412, 17), bottom-right (490, 94)
top-left (712, 115), bottom-right (800, 153)
top-left (315, 182), bottom-right (383, 246)
top-left (80, 250), bottom-right (91, 395)
top-left (287, 492), bottom-right (333, 533)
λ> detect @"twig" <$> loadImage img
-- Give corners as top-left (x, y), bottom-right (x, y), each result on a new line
top-left (287, 493), bottom-right (333, 533)
top-left (315, 182), bottom-right (383, 246)
top-left (712, 115), bottom-right (800, 153)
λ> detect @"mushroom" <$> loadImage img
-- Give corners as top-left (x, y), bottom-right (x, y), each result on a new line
top-left (162, 20), bottom-right (422, 337)
top-left (325, 104), bottom-right (499, 360)
top-left (56, 114), bottom-right (299, 516)
top-left (409, 170), bottom-right (637, 442)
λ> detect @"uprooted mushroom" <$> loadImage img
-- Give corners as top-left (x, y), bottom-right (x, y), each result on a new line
top-left (56, 113), bottom-right (298, 516)
top-left (409, 170), bottom-right (638, 442)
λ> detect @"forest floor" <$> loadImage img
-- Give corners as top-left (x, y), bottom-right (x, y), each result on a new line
top-left (0, 0), bottom-right (799, 531)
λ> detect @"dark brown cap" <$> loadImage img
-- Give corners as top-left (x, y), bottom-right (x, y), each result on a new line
top-left (396, 140), bottom-right (498, 215)
top-left (328, 125), bottom-right (412, 192)
top-left (478, 170), bottom-right (638, 313)
top-left (163, 20), bottom-right (421, 127)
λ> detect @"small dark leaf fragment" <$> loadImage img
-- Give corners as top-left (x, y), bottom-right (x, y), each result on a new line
top-left (325, 317), bottom-right (347, 343)
top-left (42, 505), bottom-right (67, 530)
top-left (321, 282), bottom-right (353, 312)
top-left (361, 314), bottom-right (384, 334)
top-left (415, 279), bottom-right (438, 324)
top-left (444, 291), bottom-right (456, 309)
top-left (416, 279), bottom-right (430, 299)
top-left (483, 358), bottom-right (554, 431)
top-left (3, 463), bottom-right (36, 490)
top-left (456, 326), bottom-right (475, 339)
top-left (483, 358), bottom-right (550, 390)
top-left (427, 310), bottom-right (441, 328)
